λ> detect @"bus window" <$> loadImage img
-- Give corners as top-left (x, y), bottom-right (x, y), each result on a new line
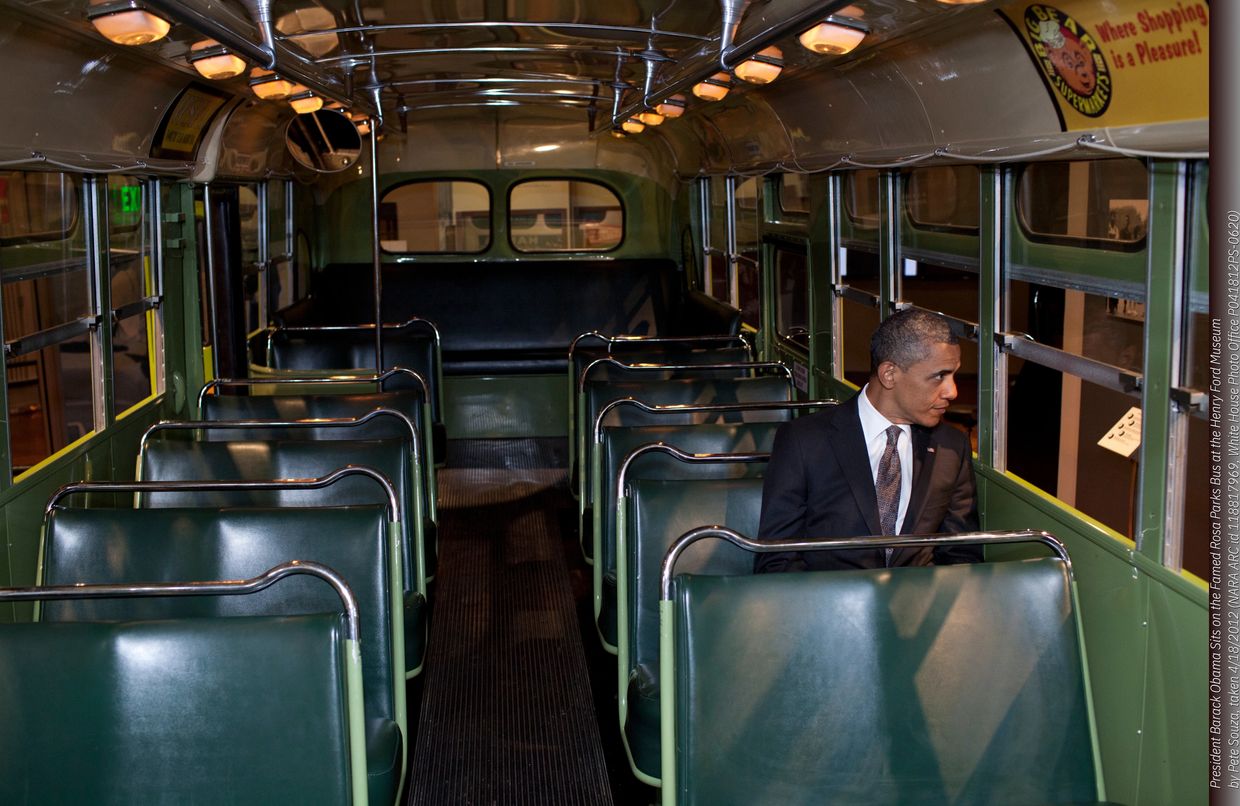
top-left (380, 179), bottom-right (490, 253)
top-left (844, 169), bottom-right (879, 228)
top-left (1017, 158), bottom-right (1148, 248)
top-left (735, 177), bottom-right (760, 328)
top-left (108, 175), bottom-right (156, 415)
top-left (509, 179), bottom-right (621, 252)
top-left (1008, 280), bottom-right (1144, 374)
top-left (778, 173), bottom-right (810, 216)
top-left (706, 177), bottom-right (729, 303)
top-left (906, 165), bottom-right (980, 233)
top-left (773, 244), bottom-right (808, 351)
top-left (1180, 161), bottom-right (1209, 580)
top-left (269, 180), bottom-right (294, 312)
top-left (1, 172), bottom-right (94, 476)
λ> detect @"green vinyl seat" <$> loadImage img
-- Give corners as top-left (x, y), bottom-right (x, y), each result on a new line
top-left (592, 422), bottom-right (780, 653)
top-left (0, 612), bottom-right (362, 805)
top-left (139, 436), bottom-right (428, 613)
top-left (577, 375), bottom-right (792, 562)
top-left (263, 324), bottom-right (445, 460)
top-left (40, 505), bottom-right (403, 806)
top-left (200, 390), bottom-right (438, 568)
top-left (621, 476), bottom-right (763, 785)
top-left (664, 557), bottom-right (1105, 805)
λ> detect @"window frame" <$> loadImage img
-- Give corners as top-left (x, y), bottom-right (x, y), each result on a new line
top-left (379, 177), bottom-right (494, 256)
top-left (506, 177), bottom-right (625, 254)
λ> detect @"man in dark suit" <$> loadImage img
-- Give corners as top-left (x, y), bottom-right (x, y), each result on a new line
top-left (756, 309), bottom-right (981, 571)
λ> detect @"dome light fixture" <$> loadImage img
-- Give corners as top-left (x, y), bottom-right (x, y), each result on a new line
top-left (188, 39), bottom-right (246, 80)
top-left (692, 72), bottom-right (732, 102)
top-left (86, 0), bottom-right (170, 46)
top-left (621, 118), bottom-right (645, 134)
top-left (655, 94), bottom-right (687, 119)
top-left (287, 91), bottom-right (323, 114)
top-left (355, 119), bottom-right (371, 135)
top-left (609, 129), bottom-right (627, 139)
top-left (734, 46), bottom-right (784, 85)
top-left (249, 68), bottom-right (297, 100)
top-left (637, 110), bottom-right (665, 126)
top-left (798, 18), bottom-right (867, 55)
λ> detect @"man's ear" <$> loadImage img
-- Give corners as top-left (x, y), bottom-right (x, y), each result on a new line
top-left (876, 360), bottom-right (899, 390)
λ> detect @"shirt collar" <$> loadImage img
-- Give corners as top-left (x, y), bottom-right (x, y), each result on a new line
top-left (857, 383), bottom-right (910, 446)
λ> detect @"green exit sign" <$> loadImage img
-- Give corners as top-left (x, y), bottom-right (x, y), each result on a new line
top-left (114, 185), bottom-right (141, 213)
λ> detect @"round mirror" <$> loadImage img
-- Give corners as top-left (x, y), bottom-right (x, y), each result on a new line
top-left (285, 109), bottom-right (363, 172)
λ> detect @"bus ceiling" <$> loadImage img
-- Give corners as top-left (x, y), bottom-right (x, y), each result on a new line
top-left (0, 0), bottom-right (1209, 180)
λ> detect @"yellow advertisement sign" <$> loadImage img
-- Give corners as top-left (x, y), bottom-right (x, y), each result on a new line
top-left (1000, 1), bottom-right (1208, 130)
top-left (152, 85), bottom-right (229, 159)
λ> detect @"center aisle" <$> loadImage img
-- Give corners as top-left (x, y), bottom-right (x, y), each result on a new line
top-left (408, 439), bottom-right (615, 805)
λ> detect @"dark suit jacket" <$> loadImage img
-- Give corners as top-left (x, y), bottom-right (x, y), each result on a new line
top-left (755, 392), bottom-right (981, 572)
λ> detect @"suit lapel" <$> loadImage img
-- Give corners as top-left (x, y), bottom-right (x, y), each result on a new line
top-left (832, 396), bottom-right (882, 536)
top-left (902, 426), bottom-right (934, 534)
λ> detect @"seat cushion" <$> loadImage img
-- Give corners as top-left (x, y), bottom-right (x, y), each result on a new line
top-left (366, 717), bottom-right (403, 806)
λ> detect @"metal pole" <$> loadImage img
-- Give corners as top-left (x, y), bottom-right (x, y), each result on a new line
top-left (202, 184), bottom-right (221, 376)
top-left (369, 119), bottom-right (382, 371)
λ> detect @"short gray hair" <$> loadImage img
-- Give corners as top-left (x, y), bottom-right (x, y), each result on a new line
top-left (870, 309), bottom-right (957, 373)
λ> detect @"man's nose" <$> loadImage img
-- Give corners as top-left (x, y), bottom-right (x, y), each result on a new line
top-left (942, 376), bottom-right (957, 400)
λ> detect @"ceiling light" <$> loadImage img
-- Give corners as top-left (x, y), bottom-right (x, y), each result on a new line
top-left (798, 20), bottom-right (867, 55)
top-left (610, 129), bottom-right (626, 139)
top-left (621, 118), bottom-right (645, 134)
top-left (355, 119), bottom-right (371, 135)
top-left (249, 68), bottom-right (297, 100)
top-left (533, 145), bottom-right (560, 153)
top-left (288, 91), bottom-right (323, 114)
top-left (935, 0), bottom-right (987, 4)
top-left (86, 0), bottom-right (170, 46)
top-left (188, 39), bottom-right (246, 80)
top-left (655, 94), bottom-right (687, 119)
top-left (692, 72), bottom-right (732, 102)
top-left (734, 46), bottom-right (783, 84)
top-left (637, 110), bottom-right (664, 126)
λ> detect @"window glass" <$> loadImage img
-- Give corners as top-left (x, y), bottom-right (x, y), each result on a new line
top-left (779, 173), bottom-right (810, 215)
top-left (1007, 280), bottom-right (1144, 374)
top-left (108, 175), bottom-right (153, 414)
top-left (906, 165), bottom-right (980, 232)
top-left (1182, 415), bottom-right (1209, 579)
top-left (707, 178), bottom-right (729, 302)
top-left (735, 178), bottom-right (760, 327)
top-left (2, 172), bottom-right (92, 475)
top-left (1017, 158), bottom-right (1148, 248)
top-left (774, 246), bottom-right (808, 349)
top-left (1180, 161), bottom-right (1208, 580)
top-left (839, 298), bottom-right (880, 388)
top-left (901, 263), bottom-right (978, 323)
top-left (1006, 366), bottom-right (1140, 539)
top-left (840, 247), bottom-right (880, 296)
top-left (0, 171), bottom-right (79, 242)
top-left (509, 179), bottom-right (621, 252)
top-left (844, 169), bottom-right (879, 227)
top-left (236, 184), bottom-right (263, 336)
top-left (380, 180), bottom-right (490, 253)
top-left (269, 180), bottom-right (293, 311)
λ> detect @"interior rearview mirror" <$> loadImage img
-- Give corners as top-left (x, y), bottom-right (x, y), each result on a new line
top-left (285, 109), bottom-right (363, 172)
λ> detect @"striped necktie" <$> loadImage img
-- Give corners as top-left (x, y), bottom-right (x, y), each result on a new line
top-left (876, 425), bottom-right (901, 565)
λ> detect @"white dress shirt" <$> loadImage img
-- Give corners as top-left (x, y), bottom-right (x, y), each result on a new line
top-left (857, 384), bottom-right (912, 534)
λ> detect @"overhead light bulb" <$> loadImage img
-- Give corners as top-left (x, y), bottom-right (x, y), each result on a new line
top-left (692, 72), bottom-right (732, 101)
top-left (637, 110), bottom-right (665, 126)
top-left (249, 67), bottom-right (297, 100)
top-left (734, 46), bottom-right (783, 84)
top-left (87, 1), bottom-right (170, 45)
top-left (188, 39), bottom-right (246, 80)
top-left (798, 20), bottom-right (867, 55)
top-left (610, 129), bottom-right (627, 139)
top-left (355, 119), bottom-right (371, 135)
top-left (288, 91), bottom-right (323, 114)
top-left (655, 94), bottom-right (687, 118)
top-left (621, 118), bottom-right (645, 134)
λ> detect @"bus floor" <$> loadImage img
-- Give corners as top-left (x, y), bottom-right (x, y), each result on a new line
top-left (406, 437), bottom-right (657, 805)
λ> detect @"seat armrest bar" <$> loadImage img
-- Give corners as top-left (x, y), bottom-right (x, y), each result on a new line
top-left (0, 560), bottom-right (361, 640)
top-left (578, 358), bottom-right (793, 394)
top-left (568, 331), bottom-right (750, 364)
top-left (198, 366), bottom-right (430, 410)
top-left (594, 398), bottom-right (836, 443)
top-left (141, 409), bottom-right (420, 473)
top-left (660, 527), bottom-right (1072, 599)
top-left (616, 444), bottom-right (770, 507)
top-left (45, 466), bottom-right (401, 523)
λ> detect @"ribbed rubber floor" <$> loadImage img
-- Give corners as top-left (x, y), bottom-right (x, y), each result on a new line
top-left (408, 438), bottom-right (613, 805)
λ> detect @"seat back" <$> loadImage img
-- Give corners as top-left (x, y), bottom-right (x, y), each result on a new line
top-left (577, 375), bottom-right (793, 507)
top-left (138, 438), bottom-right (424, 597)
top-left (41, 505), bottom-right (403, 752)
top-left (666, 558), bottom-right (1101, 805)
top-left (0, 611), bottom-right (358, 805)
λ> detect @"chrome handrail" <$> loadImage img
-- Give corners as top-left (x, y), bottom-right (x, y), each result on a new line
top-left (593, 398), bottom-right (835, 443)
top-left (46, 465), bottom-right (402, 523)
top-left (198, 366), bottom-right (430, 411)
top-left (0, 560), bottom-right (361, 641)
top-left (578, 358), bottom-right (793, 394)
top-left (616, 443), bottom-right (769, 514)
top-left (659, 527), bottom-right (1072, 599)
